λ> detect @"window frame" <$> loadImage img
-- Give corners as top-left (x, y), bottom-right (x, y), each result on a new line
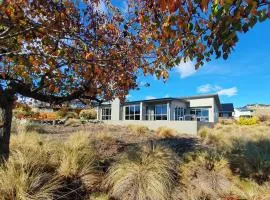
top-left (125, 104), bottom-right (141, 120)
top-left (101, 107), bottom-right (111, 120)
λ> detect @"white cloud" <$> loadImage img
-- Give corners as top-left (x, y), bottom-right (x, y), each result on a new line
top-left (175, 60), bottom-right (196, 79)
top-left (164, 94), bottom-right (170, 98)
top-left (197, 84), bottom-right (221, 93)
top-left (218, 87), bottom-right (238, 97)
top-left (145, 96), bottom-right (156, 100)
top-left (197, 84), bottom-right (238, 97)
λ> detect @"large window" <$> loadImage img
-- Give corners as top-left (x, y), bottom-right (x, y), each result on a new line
top-left (174, 107), bottom-right (186, 120)
top-left (102, 107), bottom-right (111, 120)
top-left (155, 104), bottom-right (167, 120)
top-left (146, 104), bottom-right (167, 120)
top-left (125, 105), bottom-right (140, 120)
top-left (190, 108), bottom-right (209, 122)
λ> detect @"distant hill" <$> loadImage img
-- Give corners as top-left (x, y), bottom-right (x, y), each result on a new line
top-left (241, 104), bottom-right (270, 116)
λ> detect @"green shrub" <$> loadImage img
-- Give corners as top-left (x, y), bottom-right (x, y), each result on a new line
top-left (79, 109), bottom-right (97, 120)
top-left (237, 116), bottom-right (259, 125)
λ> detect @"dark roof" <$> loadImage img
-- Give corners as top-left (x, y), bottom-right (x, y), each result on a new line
top-left (124, 94), bottom-right (221, 108)
top-left (124, 97), bottom-right (187, 105)
top-left (221, 103), bottom-right (234, 112)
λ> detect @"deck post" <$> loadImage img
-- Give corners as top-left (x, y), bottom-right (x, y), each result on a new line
top-left (167, 102), bottom-right (170, 121)
top-left (140, 102), bottom-right (143, 120)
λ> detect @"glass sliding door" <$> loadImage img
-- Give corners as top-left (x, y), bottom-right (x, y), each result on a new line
top-left (190, 108), bottom-right (209, 122)
top-left (146, 104), bottom-right (168, 120)
top-left (174, 107), bottom-right (186, 121)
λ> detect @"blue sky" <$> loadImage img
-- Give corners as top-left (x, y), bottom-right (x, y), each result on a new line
top-left (126, 20), bottom-right (270, 107)
top-left (107, 1), bottom-right (270, 107)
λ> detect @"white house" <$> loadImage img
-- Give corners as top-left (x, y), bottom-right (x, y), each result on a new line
top-left (234, 108), bottom-right (253, 119)
top-left (95, 94), bottom-right (223, 135)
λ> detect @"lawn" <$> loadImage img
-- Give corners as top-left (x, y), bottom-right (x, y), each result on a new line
top-left (1, 118), bottom-right (270, 200)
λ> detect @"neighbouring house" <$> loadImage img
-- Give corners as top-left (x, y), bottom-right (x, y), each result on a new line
top-left (95, 94), bottom-right (222, 135)
top-left (234, 108), bottom-right (253, 119)
top-left (219, 103), bottom-right (234, 118)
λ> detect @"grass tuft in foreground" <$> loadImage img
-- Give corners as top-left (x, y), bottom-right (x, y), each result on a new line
top-left (103, 144), bottom-right (178, 200)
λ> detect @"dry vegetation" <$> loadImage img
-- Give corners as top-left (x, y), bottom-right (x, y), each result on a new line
top-left (1, 118), bottom-right (270, 200)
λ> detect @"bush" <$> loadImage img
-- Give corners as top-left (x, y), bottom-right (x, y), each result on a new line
top-left (79, 109), bottom-right (97, 120)
top-left (237, 116), bottom-right (259, 125)
top-left (177, 150), bottom-right (233, 200)
top-left (230, 137), bottom-right (270, 183)
top-left (103, 144), bottom-right (177, 200)
top-left (0, 152), bottom-right (60, 200)
top-left (198, 127), bottom-right (210, 140)
top-left (0, 132), bottom-right (60, 200)
top-left (96, 132), bottom-right (115, 143)
top-left (13, 105), bottom-right (36, 119)
top-left (258, 115), bottom-right (269, 122)
top-left (65, 111), bottom-right (79, 119)
top-left (127, 124), bottom-right (149, 135)
top-left (56, 107), bottom-right (69, 119)
top-left (56, 133), bottom-right (100, 190)
top-left (156, 126), bottom-right (176, 138)
top-left (0, 131), bottom-right (101, 199)
top-left (232, 179), bottom-right (270, 199)
top-left (64, 118), bottom-right (81, 127)
top-left (219, 118), bottom-right (235, 125)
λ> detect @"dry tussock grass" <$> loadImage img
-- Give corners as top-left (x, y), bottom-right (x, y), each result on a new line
top-left (156, 126), bottom-right (176, 138)
top-left (0, 131), bottom-right (100, 200)
top-left (177, 150), bottom-right (233, 200)
top-left (127, 124), bottom-right (150, 136)
top-left (103, 144), bottom-right (178, 200)
top-left (2, 121), bottom-right (270, 200)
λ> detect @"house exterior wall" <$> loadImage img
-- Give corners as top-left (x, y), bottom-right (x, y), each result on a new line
top-left (98, 96), bottom-right (220, 123)
top-left (103, 120), bottom-right (200, 135)
top-left (185, 97), bottom-right (219, 123)
top-left (111, 98), bottom-right (121, 120)
top-left (170, 100), bottom-right (188, 120)
top-left (234, 109), bottom-right (253, 118)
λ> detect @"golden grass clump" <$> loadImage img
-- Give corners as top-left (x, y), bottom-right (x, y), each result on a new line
top-left (178, 150), bottom-right (233, 200)
top-left (127, 124), bottom-right (149, 135)
top-left (95, 131), bottom-right (115, 143)
top-left (103, 144), bottom-right (177, 200)
top-left (232, 179), bottom-right (270, 199)
top-left (0, 132), bottom-right (60, 200)
top-left (64, 118), bottom-right (82, 127)
top-left (56, 132), bottom-right (98, 180)
top-left (0, 131), bottom-right (101, 200)
top-left (156, 126), bottom-right (176, 138)
top-left (79, 109), bottom-right (97, 120)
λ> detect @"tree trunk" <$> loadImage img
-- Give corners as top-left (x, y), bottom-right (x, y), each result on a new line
top-left (0, 102), bottom-right (13, 162)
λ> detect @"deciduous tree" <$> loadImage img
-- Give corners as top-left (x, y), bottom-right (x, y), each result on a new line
top-left (0, 0), bottom-right (269, 160)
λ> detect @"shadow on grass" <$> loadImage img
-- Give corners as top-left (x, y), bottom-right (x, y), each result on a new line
top-left (229, 137), bottom-right (270, 184)
top-left (153, 137), bottom-right (201, 156)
